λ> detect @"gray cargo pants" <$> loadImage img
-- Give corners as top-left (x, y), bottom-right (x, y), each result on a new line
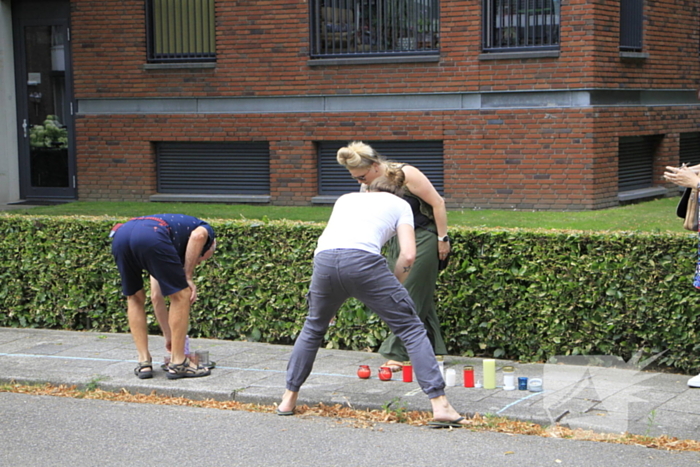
top-left (286, 249), bottom-right (446, 399)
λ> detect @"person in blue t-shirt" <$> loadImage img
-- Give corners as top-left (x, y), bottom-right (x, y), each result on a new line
top-left (111, 214), bottom-right (216, 380)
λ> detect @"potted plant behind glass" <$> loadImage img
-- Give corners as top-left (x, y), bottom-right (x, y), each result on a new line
top-left (29, 115), bottom-right (68, 149)
top-left (29, 115), bottom-right (70, 187)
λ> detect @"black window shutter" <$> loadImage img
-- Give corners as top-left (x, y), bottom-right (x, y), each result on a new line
top-left (157, 142), bottom-right (270, 195)
top-left (618, 136), bottom-right (660, 192)
top-left (680, 133), bottom-right (700, 168)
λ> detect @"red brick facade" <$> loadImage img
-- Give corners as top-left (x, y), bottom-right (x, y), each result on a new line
top-left (69, 0), bottom-right (700, 209)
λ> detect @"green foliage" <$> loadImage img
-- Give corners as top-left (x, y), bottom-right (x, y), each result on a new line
top-left (438, 228), bottom-right (700, 372)
top-left (29, 115), bottom-right (68, 148)
top-left (382, 397), bottom-right (408, 423)
top-left (1, 216), bottom-right (699, 373)
top-left (2, 196), bottom-right (684, 233)
top-left (85, 375), bottom-right (108, 392)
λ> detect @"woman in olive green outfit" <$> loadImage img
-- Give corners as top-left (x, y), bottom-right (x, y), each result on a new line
top-left (337, 141), bottom-right (450, 370)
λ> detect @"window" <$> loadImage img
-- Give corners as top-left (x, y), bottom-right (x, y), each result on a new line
top-left (310, 0), bottom-right (440, 58)
top-left (156, 142), bottom-right (270, 194)
top-left (483, 0), bottom-right (560, 52)
top-left (146, 0), bottom-right (216, 63)
top-left (317, 141), bottom-right (444, 195)
top-left (618, 135), bottom-right (661, 192)
top-left (619, 0), bottom-right (643, 52)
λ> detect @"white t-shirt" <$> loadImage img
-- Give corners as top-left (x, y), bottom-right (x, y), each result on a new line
top-left (315, 192), bottom-right (414, 256)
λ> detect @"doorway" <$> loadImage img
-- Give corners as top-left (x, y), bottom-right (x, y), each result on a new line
top-left (13, 0), bottom-right (75, 200)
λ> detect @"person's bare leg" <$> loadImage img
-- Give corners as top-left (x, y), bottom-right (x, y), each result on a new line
top-left (279, 389), bottom-right (299, 413)
top-left (126, 289), bottom-right (151, 366)
top-left (168, 287), bottom-right (194, 368)
top-left (430, 395), bottom-right (467, 424)
top-left (150, 276), bottom-right (171, 352)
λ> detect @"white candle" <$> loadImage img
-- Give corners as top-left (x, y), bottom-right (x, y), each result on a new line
top-left (445, 368), bottom-right (456, 386)
top-left (503, 365), bottom-right (515, 390)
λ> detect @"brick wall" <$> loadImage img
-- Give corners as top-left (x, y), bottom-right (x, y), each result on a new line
top-left (70, 0), bottom-right (700, 209)
top-left (70, 0), bottom-right (700, 98)
top-left (76, 102), bottom-right (700, 208)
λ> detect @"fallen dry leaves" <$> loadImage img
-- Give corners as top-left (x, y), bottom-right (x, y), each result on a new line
top-left (3, 382), bottom-right (700, 452)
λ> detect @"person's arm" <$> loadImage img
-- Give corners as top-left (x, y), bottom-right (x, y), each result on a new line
top-left (183, 226), bottom-right (210, 304)
top-left (664, 165), bottom-right (700, 189)
top-left (402, 165), bottom-right (450, 259)
top-left (149, 276), bottom-right (172, 352)
top-left (394, 223), bottom-right (416, 283)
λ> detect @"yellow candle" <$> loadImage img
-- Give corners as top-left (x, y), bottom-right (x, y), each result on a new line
top-left (483, 359), bottom-right (496, 389)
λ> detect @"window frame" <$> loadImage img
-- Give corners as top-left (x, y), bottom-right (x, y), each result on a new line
top-left (619, 0), bottom-right (643, 52)
top-left (145, 0), bottom-right (217, 64)
top-left (482, 0), bottom-right (560, 53)
top-left (309, 0), bottom-right (440, 59)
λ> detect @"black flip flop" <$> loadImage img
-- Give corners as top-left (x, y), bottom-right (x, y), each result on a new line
top-left (276, 408), bottom-right (295, 416)
top-left (428, 417), bottom-right (466, 428)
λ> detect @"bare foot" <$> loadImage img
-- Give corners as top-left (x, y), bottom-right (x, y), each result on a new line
top-left (430, 395), bottom-right (467, 424)
top-left (383, 360), bottom-right (403, 372)
top-left (278, 389), bottom-right (299, 414)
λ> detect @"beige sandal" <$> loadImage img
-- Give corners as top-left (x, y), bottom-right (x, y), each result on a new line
top-left (383, 360), bottom-right (403, 373)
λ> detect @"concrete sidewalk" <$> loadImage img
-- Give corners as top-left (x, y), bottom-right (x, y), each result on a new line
top-left (1, 327), bottom-right (698, 441)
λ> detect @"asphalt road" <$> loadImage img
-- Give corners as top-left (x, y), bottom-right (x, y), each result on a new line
top-left (1, 393), bottom-right (697, 466)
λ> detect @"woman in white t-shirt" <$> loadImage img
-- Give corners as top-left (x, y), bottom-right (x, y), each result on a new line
top-left (278, 169), bottom-right (466, 427)
top-left (336, 141), bottom-right (448, 373)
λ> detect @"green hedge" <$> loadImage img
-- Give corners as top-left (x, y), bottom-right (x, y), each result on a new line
top-left (1, 215), bottom-right (699, 372)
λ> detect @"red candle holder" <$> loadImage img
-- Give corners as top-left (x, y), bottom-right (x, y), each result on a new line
top-left (402, 361), bottom-right (413, 382)
top-left (357, 365), bottom-right (371, 379)
top-left (378, 366), bottom-right (393, 381)
top-left (463, 365), bottom-right (474, 388)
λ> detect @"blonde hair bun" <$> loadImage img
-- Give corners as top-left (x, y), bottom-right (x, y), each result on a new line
top-left (337, 141), bottom-right (381, 168)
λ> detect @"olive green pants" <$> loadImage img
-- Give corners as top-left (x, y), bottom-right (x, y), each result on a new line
top-left (378, 226), bottom-right (446, 361)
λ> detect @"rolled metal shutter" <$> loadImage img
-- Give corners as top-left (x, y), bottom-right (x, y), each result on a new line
top-left (318, 141), bottom-right (444, 195)
top-left (680, 132), bottom-right (700, 167)
top-left (618, 136), bottom-right (659, 192)
top-left (156, 142), bottom-right (270, 194)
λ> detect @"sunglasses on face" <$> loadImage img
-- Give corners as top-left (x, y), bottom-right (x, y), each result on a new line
top-left (352, 169), bottom-right (371, 182)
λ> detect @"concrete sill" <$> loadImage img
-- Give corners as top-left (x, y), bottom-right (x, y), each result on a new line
top-left (619, 52), bottom-right (649, 60)
top-left (311, 195), bottom-right (340, 205)
top-left (143, 63), bottom-right (216, 70)
top-left (150, 194), bottom-right (270, 204)
top-left (479, 50), bottom-right (560, 60)
top-left (617, 186), bottom-right (667, 203)
top-left (308, 55), bottom-right (439, 67)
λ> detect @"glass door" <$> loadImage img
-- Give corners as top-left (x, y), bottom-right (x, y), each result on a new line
top-left (14, 0), bottom-right (75, 200)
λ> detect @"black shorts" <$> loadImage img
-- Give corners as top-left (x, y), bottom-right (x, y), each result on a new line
top-left (111, 219), bottom-right (188, 297)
